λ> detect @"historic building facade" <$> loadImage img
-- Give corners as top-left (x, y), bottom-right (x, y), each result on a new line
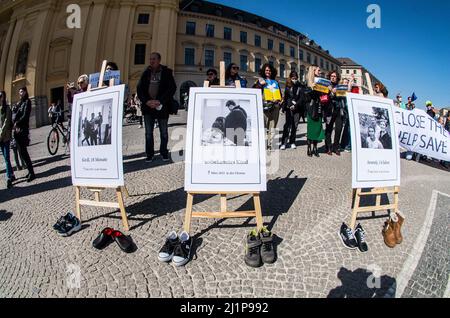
top-left (336, 57), bottom-right (380, 95)
top-left (0, 0), bottom-right (341, 127)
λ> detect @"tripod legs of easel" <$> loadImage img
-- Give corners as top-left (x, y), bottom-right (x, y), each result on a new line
top-left (74, 186), bottom-right (130, 231)
top-left (183, 192), bottom-right (264, 235)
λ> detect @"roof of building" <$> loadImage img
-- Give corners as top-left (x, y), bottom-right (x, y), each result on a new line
top-left (336, 57), bottom-right (361, 67)
top-left (180, 0), bottom-right (337, 61)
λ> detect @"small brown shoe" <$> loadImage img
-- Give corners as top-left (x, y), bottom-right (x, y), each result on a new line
top-left (395, 212), bottom-right (405, 244)
top-left (382, 220), bottom-right (397, 248)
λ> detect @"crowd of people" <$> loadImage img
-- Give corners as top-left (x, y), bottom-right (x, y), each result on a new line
top-left (1, 51), bottom-right (450, 189)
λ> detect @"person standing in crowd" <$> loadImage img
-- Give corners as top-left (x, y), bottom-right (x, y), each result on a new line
top-left (10, 101), bottom-right (26, 171)
top-left (426, 101), bottom-right (436, 118)
top-left (406, 96), bottom-right (415, 110)
top-left (253, 63), bottom-right (282, 151)
top-left (445, 112), bottom-right (450, 133)
top-left (280, 71), bottom-right (306, 150)
top-left (374, 82), bottom-right (389, 98)
top-left (137, 52), bottom-right (177, 162)
top-left (325, 71), bottom-right (345, 156)
top-left (305, 65), bottom-right (325, 157)
top-left (225, 63), bottom-right (247, 88)
top-left (206, 68), bottom-right (220, 86)
top-left (339, 78), bottom-right (352, 152)
top-left (0, 91), bottom-right (15, 189)
top-left (394, 94), bottom-right (406, 109)
top-left (12, 87), bottom-right (35, 182)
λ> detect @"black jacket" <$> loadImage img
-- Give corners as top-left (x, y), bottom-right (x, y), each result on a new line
top-left (136, 65), bottom-right (177, 119)
top-left (225, 106), bottom-right (247, 146)
top-left (283, 82), bottom-right (307, 113)
top-left (13, 98), bottom-right (32, 131)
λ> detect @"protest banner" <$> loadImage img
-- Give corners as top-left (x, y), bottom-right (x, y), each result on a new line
top-left (313, 77), bottom-right (331, 94)
top-left (335, 84), bottom-right (348, 97)
top-left (394, 108), bottom-right (450, 162)
top-left (89, 70), bottom-right (120, 88)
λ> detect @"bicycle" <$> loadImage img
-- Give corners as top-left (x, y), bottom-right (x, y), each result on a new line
top-left (47, 110), bottom-right (71, 156)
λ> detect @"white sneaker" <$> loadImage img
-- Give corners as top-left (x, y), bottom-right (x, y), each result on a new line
top-left (172, 231), bottom-right (192, 267)
top-left (280, 144), bottom-right (286, 150)
top-left (290, 144), bottom-right (297, 149)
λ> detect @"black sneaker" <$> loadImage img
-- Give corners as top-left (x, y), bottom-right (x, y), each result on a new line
top-left (53, 212), bottom-right (73, 231)
top-left (260, 227), bottom-right (276, 264)
top-left (162, 155), bottom-right (170, 162)
top-left (57, 214), bottom-right (81, 237)
top-left (158, 231), bottom-right (179, 262)
top-left (244, 229), bottom-right (262, 268)
top-left (145, 156), bottom-right (154, 163)
top-left (6, 179), bottom-right (13, 189)
top-left (338, 223), bottom-right (358, 250)
top-left (354, 224), bottom-right (369, 253)
top-left (172, 231), bottom-right (192, 266)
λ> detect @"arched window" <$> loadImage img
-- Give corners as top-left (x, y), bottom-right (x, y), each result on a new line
top-left (15, 42), bottom-right (29, 78)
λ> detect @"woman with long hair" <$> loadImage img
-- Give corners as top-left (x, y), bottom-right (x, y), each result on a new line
top-left (280, 71), bottom-right (307, 150)
top-left (225, 63), bottom-right (247, 88)
top-left (253, 63), bottom-right (282, 151)
top-left (326, 71), bottom-right (345, 155)
top-left (0, 91), bottom-right (15, 188)
top-left (305, 65), bottom-right (325, 157)
top-left (12, 87), bottom-right (35, 182)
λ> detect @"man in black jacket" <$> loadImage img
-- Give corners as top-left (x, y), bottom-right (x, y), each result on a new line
top-left (137, 52), bottom-right (177, 162)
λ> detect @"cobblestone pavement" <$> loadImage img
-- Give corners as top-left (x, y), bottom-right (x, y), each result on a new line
top-left (0, 110), bottom-right (449, 298)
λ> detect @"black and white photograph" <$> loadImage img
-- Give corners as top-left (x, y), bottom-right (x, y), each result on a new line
top-left (201, 98), bottom-right (252, 147)
top-left (77, 99), bottom-right (113, 147)
top-left (358, 106), bottom-right (393, 150)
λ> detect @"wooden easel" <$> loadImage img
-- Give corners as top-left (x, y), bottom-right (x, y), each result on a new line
top-left (350, 186), bottom-right (400, 229)
top-left (183, 61), bottom-right (264, 234)
top-left (74, 60), bottom-right (130, 231)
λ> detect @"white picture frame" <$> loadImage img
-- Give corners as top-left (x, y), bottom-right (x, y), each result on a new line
top-left (184, 88), bottom-right (267, 192)
top-left (70, 85), bottom-right (125, 187)
top-left (346, 93), bottom-right (401, 188)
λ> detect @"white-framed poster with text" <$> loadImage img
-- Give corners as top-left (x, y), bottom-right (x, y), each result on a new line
top-left (70, 85), bottom-right (125, 187)
top-left (184, 88), bottom-right (267, 192)
top-left (346, 93), bottom-right (401, 188)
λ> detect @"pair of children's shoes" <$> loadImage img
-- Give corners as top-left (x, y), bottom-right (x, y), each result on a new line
top-left (158, 231), bottom-right (193, 267)
top-left (244, 227), bottom-right (276, 268)
top-left (93, 227), bottom-right (135, 253)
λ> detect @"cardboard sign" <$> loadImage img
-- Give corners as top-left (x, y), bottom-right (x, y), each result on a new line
top-left (335, 85), bottom-right (348, 97)
top-left (263, 79), bottom-right (282, 101)
top-left (184, 88), bottom-right (267, 192)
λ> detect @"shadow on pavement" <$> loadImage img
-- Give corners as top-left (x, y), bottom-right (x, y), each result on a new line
top-left (327, 267), bottom-right (396, 298)
top-left (0, 210), bottom-right (12, 222)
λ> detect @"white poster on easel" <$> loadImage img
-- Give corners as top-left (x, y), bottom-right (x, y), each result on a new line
top-left (347, 93), bottom-right (401, 188)
top-left (184, 88), bottom-right (267, 192)
top-left (70, 85), bottom-right (125, 187)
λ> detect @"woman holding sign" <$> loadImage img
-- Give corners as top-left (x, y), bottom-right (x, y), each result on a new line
top-left (305, 65), bottom-right (325, 157)
top-left (253, 64), bottom-right (282, 151)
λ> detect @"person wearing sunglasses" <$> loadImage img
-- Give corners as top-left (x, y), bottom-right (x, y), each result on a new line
top-left (0, 91), bottom-right (16, 188)
top-left (206, 69), bottom-right (220, 86)
top-left (225, 63), bottom-right (247, 88)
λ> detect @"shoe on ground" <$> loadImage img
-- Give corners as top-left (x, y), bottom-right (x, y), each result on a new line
top-left (405, 154), bottom-right (413, 161)
top-left (260, 227), bottom-right (276, 264)
top-left (10, 175), bottom-right (16, 182)
top-left (93, 227), bottom-right (114, 249)
top-left (172, 231), bottom-right (192, 267)
top-left (53, 212), bottom-right (74, 231)
top-left (6, 179), bottom-right (13, 189)
top-left (290, 144), bottom-right (297, 150)
top-left (334, 149), bottom-right (341, 156)
top-left (112, 230), bottom-right (134, 253)
top-left (280, 144), bottom-right (286, 150)
top-left (145, 156), bottom-right (154, 163)
top-left (382, 216), bottom-right (397, 248)
top-left (162, 155), bottom-right (170, 162)
top-left (354, 224), bottom-right (368, 253)
top-left (158, 231), bottom-right (179, 262)
top-left (27, 174), bottom-right (36, 182)
top-left (57, 214), bottom-right (82, 237)
top-left (327, 150), bottom-right (333, 156)
top-left (395, 212), bottom-right (405, 244)
top-left (244, 229), bottom-right (262, 268)
top-left (338, 223), bottom-right (358, 250)
top-left (344, 146), bottom-right (351, 153)
top-left (138, 125), bottom-right (143, 129)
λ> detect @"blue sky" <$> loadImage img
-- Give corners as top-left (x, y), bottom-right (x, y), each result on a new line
top-left (207, 0), bottom-right (450, 110)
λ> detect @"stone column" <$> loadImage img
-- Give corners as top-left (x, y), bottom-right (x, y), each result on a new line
top-left (0, 18), bottom-right (16, 89)
top-left (151, 1), bottom-right (178, 69)
top-left (112, 1), bottom-right (134, 83)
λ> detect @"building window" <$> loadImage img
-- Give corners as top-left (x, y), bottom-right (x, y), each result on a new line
top-left (326, 61), bottom-right (329, 70)
top-left (186, 22), bottom-right (196, 35)
top-left (224, 27), bottom-right (232, 40)
top-left (320, 58), bottom-right (324, 68)
top-left (299, 49), bottom-right (304, 61)
top-left (314, 56), bottom-right (318, 65)
top-left (205, 49), bottom-right (214, 67)
top-left (137, 14), bottom-right (149, 24)
top-left (354, 70), bottom-right (357, 75)
top-left (346, 69), bottom-right (350, 74)
top-left (224, 52), bottom-right (232, 67)
top-left (291, 63), bottom-right (297, 72)
top-left (185, 48), bottom-right (195, 65)
top-left (268, 39), bottom-right (273, 50)
top-left (134, 44), bottom-right (146, 65)
top-left (240, 55), bottom-right (248, 72)
top-left (255, 35), bottom-right (261, 47)
top-left (279, 42), bottom-right (285, 54)
top-left (290, 46), bottom-right (295, 58)
top-left (240, 31), bottom-right (247, 44)
top-left (255, 57), bottom-right (262, 73)
top-left (300, 65), bottom-right (306, 81)
top-left (206, 24), bottom-right (215, 37)
top-left (280, 63), bottom-right (285, 78)
top-left (307, 52), bottom-right (311, 64)
top-left (15, 42), bottom-right (29, 77)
